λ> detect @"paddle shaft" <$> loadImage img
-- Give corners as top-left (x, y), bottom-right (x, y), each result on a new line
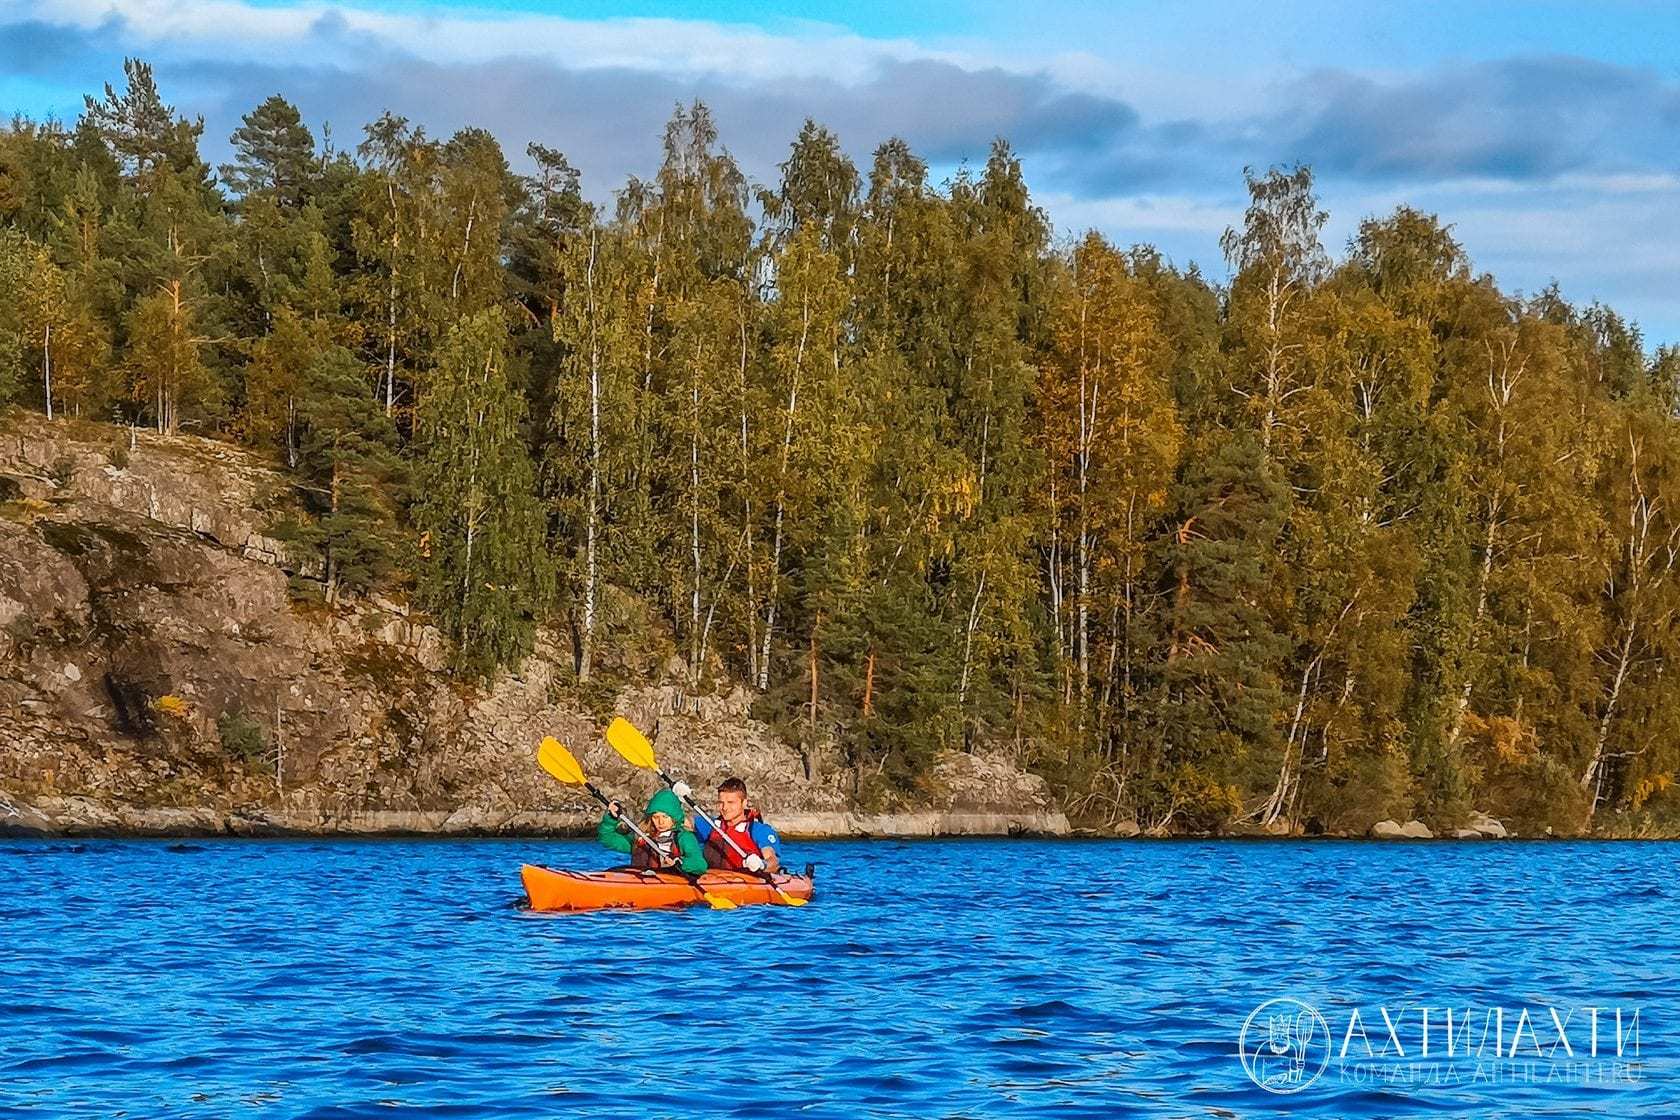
top-left (580, 781), bottom-right (667, 858)
top-left (603, 725), bottom-right (801, 905)
top-left (663, 781), bottom-right (802, 905)
top-left (656, 768), bottom-right (782, 874)
top-left (678, 788), bottom-right (755, 864)
top-left (591, 784), bottom-right (723, 902)
top-left (579, 782), bottom-right (726, 903)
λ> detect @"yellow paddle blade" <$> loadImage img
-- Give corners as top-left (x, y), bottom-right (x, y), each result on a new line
top-left (605, 717), bottom-right (658, 770)
top-left (703, 892), bottom-right (739, 910)
top-left (776, 891), bottom-right (808, 907)
top-left (536, 736), bottom-right (587, 785)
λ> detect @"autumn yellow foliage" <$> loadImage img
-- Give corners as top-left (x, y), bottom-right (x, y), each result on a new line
top-left (152, 694), bottom-right (190, 718)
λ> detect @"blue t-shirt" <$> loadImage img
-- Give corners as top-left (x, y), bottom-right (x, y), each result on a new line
top-left (694, 815), bottom-right (780, 851)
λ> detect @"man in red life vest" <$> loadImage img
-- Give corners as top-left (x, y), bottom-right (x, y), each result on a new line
top-left (681, 776), bottom-right (781, 873)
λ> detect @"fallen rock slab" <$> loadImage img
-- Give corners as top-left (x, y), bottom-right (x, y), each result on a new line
top-left (774, 809), bottom-right (1070, 839)
top-left (1469, 811), bottom-right (1509, 839)
top-left (1371, 818), bottom-right (1436, 839)
top-left (0, 798), bottom-right (54, 836)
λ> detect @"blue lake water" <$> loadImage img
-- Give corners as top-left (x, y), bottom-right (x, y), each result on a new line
top-left (1, 837), bottom-right (1673, 1117)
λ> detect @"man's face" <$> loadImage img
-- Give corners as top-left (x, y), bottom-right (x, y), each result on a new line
top-left (717, 789), bottom-right (746, 823)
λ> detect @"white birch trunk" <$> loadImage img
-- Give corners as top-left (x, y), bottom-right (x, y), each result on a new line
top-left (42, 321), bottom-right (52, 421)
top-left (385, 180), bottom-right (399, 416)
top-left (739, 293), bottom-right (758, 687)
top-left (689, 370), bottom-right (702, 688)
top-left (957, 570), bottom-right (987, 713)
top-left (757, 290), bottom-right (810, 690)
top-left (580, 232), bottom-right (600, 683)
top-left (1581, 445), bottom-right (1679, 813)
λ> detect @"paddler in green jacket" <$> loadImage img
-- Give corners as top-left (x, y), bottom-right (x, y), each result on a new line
top-left (598, 789), bottom-right (707, 875)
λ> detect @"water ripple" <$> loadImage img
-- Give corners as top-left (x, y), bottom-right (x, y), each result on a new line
top-left (1, 838), bottom-right (1673, 1117)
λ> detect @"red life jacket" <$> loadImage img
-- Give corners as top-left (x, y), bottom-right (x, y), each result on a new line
top-left (703, 809), bottom-right (764, 870)
top-left (629, 827), bottom-right (683, 871)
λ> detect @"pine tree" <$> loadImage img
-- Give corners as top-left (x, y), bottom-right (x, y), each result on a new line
top-left (82, 59), bottom-right (211, 197)
top-left (508, 142), bottom-right (586, 332)
top-left (221, 95), bottom-right (316, 206)
top-left (0, 119), bottom-right (77, 241)
top-left (0, 230), bottom-right (26, 402)
top-left (1152, 432), bottom-right (1292, 830)
top-left (272, 344), bottom-right (406, 601)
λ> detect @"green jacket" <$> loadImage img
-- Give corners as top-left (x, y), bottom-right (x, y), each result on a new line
top-left (597, 807), bottom-right (707, 875)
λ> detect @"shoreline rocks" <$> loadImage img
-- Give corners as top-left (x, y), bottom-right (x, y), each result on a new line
top-left (0, 799), bottom-right (1071, 840)
top-left (1367, 812), bottom-right (1515, 840)
top-left (1468, 811), bottom-right (1510, 839)
top-left (1371, 818), bottom-right (1435, 839)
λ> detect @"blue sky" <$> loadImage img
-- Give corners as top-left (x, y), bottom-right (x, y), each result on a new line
top-left (6, 1), bottom-right (1680, 342)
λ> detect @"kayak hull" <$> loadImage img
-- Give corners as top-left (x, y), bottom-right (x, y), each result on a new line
top-left (520, 864), bottom-right (815, 912)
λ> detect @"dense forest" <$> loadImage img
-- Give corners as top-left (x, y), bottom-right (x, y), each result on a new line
top-left (2, 60), bottom-right (1677, 834)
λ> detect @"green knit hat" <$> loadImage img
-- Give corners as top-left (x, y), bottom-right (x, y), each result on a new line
top-left (644, 788), bottom-right (684, 823)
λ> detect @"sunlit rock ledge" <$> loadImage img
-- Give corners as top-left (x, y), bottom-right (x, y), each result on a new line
top-left (0, 797), bottom-right (1070, 839)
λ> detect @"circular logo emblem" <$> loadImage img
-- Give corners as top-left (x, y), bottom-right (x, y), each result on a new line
top-left (1239, 998), bottom-right (1331, 1094)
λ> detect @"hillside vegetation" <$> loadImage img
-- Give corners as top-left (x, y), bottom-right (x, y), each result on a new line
top-left (3, 61), bottom-right (1678, 835)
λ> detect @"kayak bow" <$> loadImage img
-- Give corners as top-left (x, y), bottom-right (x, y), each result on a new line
top-left (521, 865), bottom-right (815, 912)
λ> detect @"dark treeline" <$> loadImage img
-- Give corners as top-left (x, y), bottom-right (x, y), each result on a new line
top-left (3, 60), bottom-right (1678, 833)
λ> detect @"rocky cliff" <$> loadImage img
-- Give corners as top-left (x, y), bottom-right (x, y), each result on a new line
top-left (0, 414), bottom-right (1067, 839)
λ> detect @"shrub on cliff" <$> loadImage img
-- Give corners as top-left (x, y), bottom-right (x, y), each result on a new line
top-left (217, 709), bottom-right (268, 766)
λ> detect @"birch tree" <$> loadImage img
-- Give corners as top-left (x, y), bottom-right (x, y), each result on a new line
top-left (414, 311), bottom-right (551, 677)
top-left (550, 222), bottom-right (646, 681)
top-left (1582, 402), bottom-right (1680, 813)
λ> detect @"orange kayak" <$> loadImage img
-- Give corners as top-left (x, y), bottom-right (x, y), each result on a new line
top-left (520, 864), bottom-right (815, 912)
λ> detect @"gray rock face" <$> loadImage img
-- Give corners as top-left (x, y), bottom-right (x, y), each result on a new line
top-left (0, 418), bottom-right (1064, 839)
top-left (1451, 828), bottom-right (1484, 840)
top-left (0, 792), bottom-right (53, 836)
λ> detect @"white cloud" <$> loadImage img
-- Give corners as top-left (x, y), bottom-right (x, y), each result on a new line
top-left (7, 0), bottom-right (1680, 339)
top-left (6, 0), bottom-right (963, 83)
